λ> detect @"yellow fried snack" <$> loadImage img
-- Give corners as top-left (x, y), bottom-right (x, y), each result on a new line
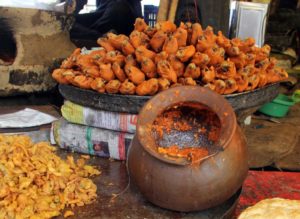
top-left (136, 78), bottom-right (159, 96)
top-left (0, 135), bottom-right (100, 219)
top-left (105, 79), bottom-right (121, 94)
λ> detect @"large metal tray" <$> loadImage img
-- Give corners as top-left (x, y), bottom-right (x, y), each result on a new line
top-left (59, 83), bottom-right (280, 114)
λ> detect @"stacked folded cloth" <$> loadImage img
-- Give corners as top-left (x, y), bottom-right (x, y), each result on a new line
top-left (51, 101), bottom-right (137, 160)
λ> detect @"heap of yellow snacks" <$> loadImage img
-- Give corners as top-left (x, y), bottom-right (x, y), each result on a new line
top-left (52, 18), bottom-right (288, 96)
top-left (0, 135), bottom-right (100, 219)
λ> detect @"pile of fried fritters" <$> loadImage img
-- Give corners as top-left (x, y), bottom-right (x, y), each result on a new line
top-left (52, 18), bottom-right (288, 96)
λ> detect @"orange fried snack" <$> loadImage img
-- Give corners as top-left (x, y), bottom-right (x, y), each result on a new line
top-left (136, 78), bottom-right (159, 96)
top-left (168, 54), bottom-right (185, 77)
top-left (105, 79), bottom-right (121, 94)
top-left (150, 30), bottom-right (167, 52)
top-left (60, 48), bottom-right (81, 69)
top-left (176, 45), bottom-right (196, 62)
top-left (162, 35), bottom-right (179, 55)
top-left (119, 79), bottom-right (136, 95)
top-left (178, 77), bottom-right (197, 86)
top-left (144, 26), bottom-right (157, 38)
top-left (235, 74), bottom-right (249, 92)
top-left (204, 45), bottom-right (225, 65)
top-left (105, 50), bottom-right (125, 66)
top-left (91, 77), bottom-right (106, 93)
top-left (156, 20), bottom-right (177, 33)
top-left (184, 63), bottom-right (201, 79)
top-left (52, 69), bottom-right (69, 84)
top-left (112, 62), bottom-right (127, 82)
top-left (190, 23), bottom-right (203, 45)
top-left (99, 63), bottom-right (115, 81)
top-left (141, 57), bottom-right (157, 78)
top-left (129, 30), bottom-right (149, 49)
top-left (97, 37), bottom-right (115, 52)
top-left (224, 78), bottom-right (238, 94)
top-left (72, 75), bottom-right (94, 89)
top-left (155, 51), bottom-right (169, 64)
top-left (121, 40), bottom-right (135, 55)
top-left (216, 60), bottom-right (236, 79)
top-left (191, 52), bottom-right (210, 67)
top-left (173, 26), bottom-right (188, 47)
top-left (213, 79), bottom-right (226, 94)
top-left (125, 65), bottom-right (145, 85)
top-left (107, 33), bottom-right (128, 50)
top-left (135, 45), bottom-right (156, 62)
top-left (157, 60), bottom-right (177, 83)
top-left (202, 66), bottom-right (216, 83)
top-left (134, 17), bottom-right (148, 32)
top-left (158, 78), bottom-right (171, 91)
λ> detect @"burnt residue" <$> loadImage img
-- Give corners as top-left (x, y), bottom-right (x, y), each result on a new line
top-left (9, 70), bottom-right (44, 85)
top-left (0, 18), bottom-right (17, 64)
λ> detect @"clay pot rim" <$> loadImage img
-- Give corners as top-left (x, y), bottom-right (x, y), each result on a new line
top-left (137, 86), bottom-right (236, 166)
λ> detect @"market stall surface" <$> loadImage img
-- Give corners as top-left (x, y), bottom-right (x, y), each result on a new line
top-left (55, 151), bottom-right (300, 219)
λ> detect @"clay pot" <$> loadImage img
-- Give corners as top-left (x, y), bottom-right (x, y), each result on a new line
top-left (127, 86), bottom-right (248, 212)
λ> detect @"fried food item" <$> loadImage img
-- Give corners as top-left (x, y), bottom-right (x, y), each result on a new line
top-left (235, 74), bottom-right (248, 92)
top-left (136, 78), bottom-right (159, 96)
top-left (178, 77), bottom-right (197, 86)
top-left (129, 30), bottom-right (150, 49)
top-left (168, 54), bottom-right (185, 77)
top-left (83, 65), bottom-right (100, 78)
top-left (134, 18), bottom-right (148, 32)
top-left (204, 45), bottom-right (225, 65)
top-left (190, 23), bottom-right (203, 45)
top-left (155, 51), bottom-right (169, 64)
top-left (135, 45), bottom-right (156, 62)
top-left (107, 33), bottom-right (128, 50)
top-left (61, 69), bottom-right (79, 83)
top-left (216, 31), bottom-right (230, 48)
top-left (125, 54), bottom-right (137, 66)
top-left (144, 26), bottom-right (157, 37)
top-left (97, 37), bottom-right (115, 52)
top-left (91, 77), bottom-right (106, 93)
top-left (176, 45), bottom-right (196, 62)
top-left (184, 63), bottom-right (201, 79)
top-left (213, 79), bottom-right (226, 94)
top-left (258, 72), bottom-right (268, 88)
top-left (173, 26), bottom-right (188, 47)
top-left (238, 65), bottom-right (255, 77)
top-left (119, 79), bottom-right (136, 95)
top-left (129, 30), bottom-right (150, 48)
top-left (229, 53), bottom-right (247, 69)
top-left (202, 66), bottom-right (216, 83)
top-left (216, 60), bottom-right (236, 79)
top-left (72, 75), bottom-right (94, 89)
top-left (224, 78), bottom-right (238, 94)
top-left (156, 20), bottom-right (177, 33)
top-left (121, 40), bottom-right (135, 55)
top-left (162, 35), bottom-right (178, 54)
top-left (61, 48), bottom-right (81, 69)
top-left (246, 74), bottom-right (260, 91)
top-left (105, 79), bottom-right (121, 94)
top-left (99, 63), bottom-right (115, 81)
top-left (53, 18), bottom-right (288, 95)
top-left (52, 69), bottom-right (69, 84)
top-left (141, 57), bottom-right (157, 78)
top-left (105, 51), bottom-right (125, 66)
top-left (125, 65), bottom-right (145, 85)
top-left (204, 83), bottom-right (216, 91)
top-left (158, 78), bottom-right (170, 91)
top-left (150, 30), bottom-right (167, 52)
top-left (112, 62), bottom-right (127, 82)
top-left (191, 52), bottom-right (210, 67)
top-left (0, 135), bottom-right (100, 219)
top-left (157, 60), bottom-right (177, 83)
